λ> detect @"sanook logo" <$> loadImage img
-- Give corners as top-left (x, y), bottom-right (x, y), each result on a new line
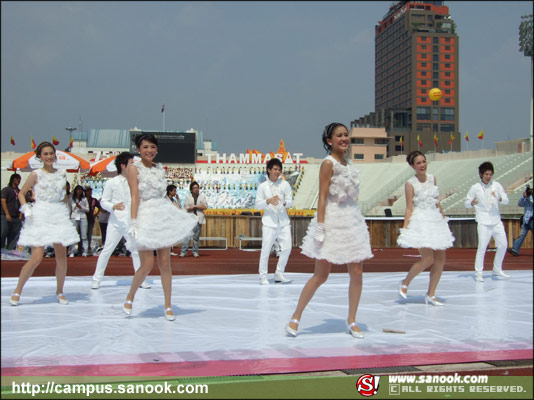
top-left (356, 375), bottom-right (380, 397)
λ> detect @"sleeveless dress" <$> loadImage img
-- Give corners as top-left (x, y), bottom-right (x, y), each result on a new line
top-left (300, 156), bottom-right (373, 264)
top-left (126, 161), bottom-right (197, 251)
top-left (17, 169), bottom-right (79, 247)
top-left (397, 174), bottom-right (455, 250)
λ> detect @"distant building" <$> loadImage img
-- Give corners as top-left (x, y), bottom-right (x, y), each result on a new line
top-left (349, 126), bottom-right (388, 162)
top-left (352, 0), bottom-right (460, 156)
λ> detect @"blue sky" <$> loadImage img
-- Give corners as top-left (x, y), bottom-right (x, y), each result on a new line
top-left (1, 1), bottom-right (532, 158)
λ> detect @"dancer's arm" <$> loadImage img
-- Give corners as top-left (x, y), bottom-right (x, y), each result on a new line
top-left (402, 181), bottom-right (415, 228)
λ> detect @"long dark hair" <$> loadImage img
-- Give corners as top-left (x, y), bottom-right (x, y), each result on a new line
top-left (72, 184), bottom-right (85, 201)
top-left (135, 133), bottom-right (158, 148)
top-left (406, 150), bottom-right (425, 165)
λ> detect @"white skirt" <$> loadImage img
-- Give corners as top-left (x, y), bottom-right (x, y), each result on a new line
top-left (397, 207), bottom-right (455, 250)
top-left (18, 201), bottom-right (79, 247)
top-left (126, 198), bottom-right (197, 251)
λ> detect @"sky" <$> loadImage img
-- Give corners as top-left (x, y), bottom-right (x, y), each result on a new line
top-left (1, 1), bottom-right (532, 158)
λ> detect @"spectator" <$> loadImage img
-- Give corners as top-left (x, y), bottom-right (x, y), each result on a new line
top-left (1, 173), bottom-right (22, 250)
top-left (180, 181), bottom-right (208, 258)
top-left (508, 185), bottom-right (533, 256)
top-left (69, 185), bottom-right (89, 257)
top-left (84, 186), bottom-right (101, 255)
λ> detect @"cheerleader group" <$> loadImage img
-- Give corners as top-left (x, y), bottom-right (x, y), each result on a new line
top-left (8, 126), bottom-right (512, 337)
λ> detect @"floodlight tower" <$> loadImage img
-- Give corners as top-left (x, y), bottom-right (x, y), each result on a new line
top-left (519, 14), bottom-right (533, 151)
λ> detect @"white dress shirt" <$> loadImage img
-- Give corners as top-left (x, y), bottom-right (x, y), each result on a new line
top-left (184, 193), bottom-right (208, 224)
top-left (100, 175), bottom-right (132, 228)
top-left (255, 178), bottom-right (293, 228)
top-left (465, 180), bottom-right (509, 225)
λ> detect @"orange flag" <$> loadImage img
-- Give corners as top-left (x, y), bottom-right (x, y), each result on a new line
top-left (417, 135), bottom-right (423, 147)
top-left (433, 133), bottom-right (438, 146)
top-left (10, 136), bottom-right (15, 146)
top-left (477, 130), bottom-right (484, 140)
top-left (31, 136), bottom-right (36, 149)
top-left (399, 136), bottom-right (404, 149)
top-left (69, 136), bottom-right (74, 149)
top-left (52, 136), bottom-right (60, 146)
top-left (448, 133), bottom-right (455, 145)
top-left (464, 131), bottom-right (469, 142)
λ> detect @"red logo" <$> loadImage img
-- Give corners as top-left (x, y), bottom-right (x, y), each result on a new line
top-left (356, 374), bottom-right (380, 397)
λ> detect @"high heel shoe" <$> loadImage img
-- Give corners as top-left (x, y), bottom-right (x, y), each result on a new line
top-left (9, 293), bottom-right (20, 306)
top-left (164, 307), bottom-right (175, 321)
top-left (346, 322), bottom-right (364, 339)
top-left (285, 319), bottom-right (300, 337)
top-left (424, 294), bottom-right (444, 306)
top-left (57, 294), bottom-right (68, 305)
top-left (398, 281), bottom-right (408, 299)
top-left (123, 300), bottom-right (133, 315)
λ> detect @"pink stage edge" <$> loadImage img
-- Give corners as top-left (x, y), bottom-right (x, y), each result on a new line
top-left (2, 349), bottom-right (532, 377)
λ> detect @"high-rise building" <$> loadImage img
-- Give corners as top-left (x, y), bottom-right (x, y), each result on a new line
top-left (351, 1), bottom-right (460, 157)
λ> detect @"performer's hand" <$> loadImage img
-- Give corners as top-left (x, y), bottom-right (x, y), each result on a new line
top-left (20, 203), bottom-right (32, 219)
top-left (114, 202), bottom-right (126, 211)
top-left (471, 198), bottom-right (478, 206)
top-left (128, 219), bottom-right (138, 239)
top-left (314, 223), bottom-right (325, 243)
top-left (268, 196), bottom-right (280, 206)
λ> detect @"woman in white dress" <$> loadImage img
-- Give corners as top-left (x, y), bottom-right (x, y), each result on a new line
top-left (9, 142), bottom-right (79, 306)
top-left (122, 134), bottom-right (197, 321)
top-left (397, 150), bottom-right (455, 306)
top-left (286, 123), bottom-right (373, 338)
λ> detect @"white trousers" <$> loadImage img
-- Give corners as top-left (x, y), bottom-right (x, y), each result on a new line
top-left (92, 222), bottom-right (140, 281)
top-left (474, 221), bottom-right (507, 273)
top-left (258, 224), bottom-right (292, 276)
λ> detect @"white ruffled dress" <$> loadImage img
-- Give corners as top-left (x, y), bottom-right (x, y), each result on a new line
top-left (397, 174), bottom-right (455, 250)
top-left (17, 169), bottom-right (79, 247)
top-left (126, 161), bottom-right (197, 251)
top-left (301, 156), bottom-right (373, 264)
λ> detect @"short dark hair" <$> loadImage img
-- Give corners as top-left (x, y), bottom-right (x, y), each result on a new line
top-left (115, 152), bottom-right (134, 174)
top-left (9, 173), bottom-right (21, 186)
top-left (166, 184), bottom-right (177, 195)
top-left (406, 150), bottom-right (425, 165)
top-left (478, 161), bottom-right (494, 176)
top-left (266, 158), bottom-right (283, 177)
top-left (135, 133), bottom-right (158, 148)
top-left (322, 122), bottom-right (347, 152)
top-left (190, 181), bottom-right (199, 192)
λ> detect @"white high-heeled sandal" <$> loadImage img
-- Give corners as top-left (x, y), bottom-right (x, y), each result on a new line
top-left (398, 281), bottom-right (408, 299)
top-left (57, 293), bottom-right (68, 305)
top-left (10, 293), bottom-right (20, 306)
top-left (347, 322), bottom-right (364, 339)
top-left (123, 300), bottom-right (133, 315)
top-left (285, 319), bottom-right (300, 337)
top-left (424, 294), bottom-right (444, 306)
top-left (164, 307), bottom-right (175, 321)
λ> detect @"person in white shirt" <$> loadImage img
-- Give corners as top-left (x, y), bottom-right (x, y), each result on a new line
top-left (180, 181), bottom-right (207, 258)
top-left (255, 158), bottom-right (293, 285)
top-left (91, 152), bottom-right (149, 289)
top-left (69, 185), bottom-right (89, 257)
top-left (465, 161), bottom-right (510, 282)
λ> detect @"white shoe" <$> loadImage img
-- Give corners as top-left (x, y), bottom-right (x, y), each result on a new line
top-left (9, 293), bottom-right (20, 306)
top-left (164, 307), bottom-right (175, 321)
top-left (91, 280), bottom-right (100, 289)
top-left (139, 280), bottom-right (151, 289)
top-left (274, 273), bottom-right (292, 283)
top-left (398, 281), bottom-right (408, 299)
top-left (475, 273), bottom-right (485, 282)
top-left (492, 269), bottom-right (511, 278)
top-left (285, 319), bottom-right (299, 337)
top-left (82, 252), bottom-right (88, 257)
top-left (347, 322), bottom-right (364, 339)
top-left (260, 275), bottom-right (270, 285)
top-left (57, 294), bottom-right (69, 305)
top-left (123, 300), bottom-right (133, 315)
top-left (193, 252), bottom-right (199, 258)
top-left (424, 294), bottom-right (444, 306)
top-left (69, 253), bottom-right (75, 258)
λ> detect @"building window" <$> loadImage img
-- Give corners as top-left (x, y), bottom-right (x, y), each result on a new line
top-left (433, 80), bottom-right (438, 87)
top-left (445, 98), bottom-right (451, 103)
top-left (433, 37), bottom-right (438, 44)
top-left (421, 62), bottom-right (427, 68)
top-left (421, 88), bottom-right (427, 94)
top-left (421, 71), bottom-right (427, 76)
top-left (433, 63), bottom-right (438, 70)
top-left (421, 80), bottom-right (427, 85)
top-left (433, 54), bottom-right (438, 62)
top-left (375, 138), bottom-right (388, 145)
top-left (445, 45), bottom-right (451, 50)
top-left (421, 53), bottom-right (427, 59)
top-left (445, 89), bottom-right (451, 94)
top-left (444, 54), bottom-right (451, 60)
top-left (441, 107), bottom-right (455, 121)
top-left (351, 138), bottom-right (364, 145)
top-left (433, 123), bottom-right (439, 132)
top-left (432, 108), bottom-right (439, 120)
top-left (395, 145), bottom-right (403, 151)
top-left (433, 72), bottom-right (438, 79)
top-left (445, 63), bottom-right (451, 68)
top-left (417, 107), bottom-right (431, 120)
top-left (440, 124), bottom-right (455, 132)
top-left (353, 154), bottom-right (364, 160)
top-left (375, 154), bottom-right (385, 160)
top-left (433, 45), bottom-right (438, 52)
top-left (445, 72), bottom-right (451, 77)
top-left (421, 45), bottom-right (427, 50)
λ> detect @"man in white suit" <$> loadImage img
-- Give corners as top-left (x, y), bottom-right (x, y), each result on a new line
top-left (91, 152), bottom-right (150, 289)
top-left (465, 161), bottom-right (510, 282)
top-left (255, 158), bottom-right (293, 285)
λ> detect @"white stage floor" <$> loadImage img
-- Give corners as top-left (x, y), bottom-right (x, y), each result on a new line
top-left (2, 271), bottom-right (532, 376)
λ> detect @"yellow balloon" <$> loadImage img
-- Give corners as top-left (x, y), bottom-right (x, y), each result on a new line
top-left (429, 88), bottom-right (442, 101)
